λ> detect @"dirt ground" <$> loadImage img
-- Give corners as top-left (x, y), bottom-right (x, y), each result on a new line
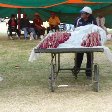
top-left (0, 84), bottom-right (112, 112)
top-left (0, 53), bottom-right (112, 112)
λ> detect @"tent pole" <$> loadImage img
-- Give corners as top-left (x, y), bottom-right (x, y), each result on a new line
top-left (18, 8), bottom-right (21, 32)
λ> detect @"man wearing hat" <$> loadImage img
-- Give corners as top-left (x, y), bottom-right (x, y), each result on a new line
top-left (33, 13), bottom-right (46, 39)
top-left (47, 12), bottom-right (60, 33)
top-left (74, 6), bottom-right (97, 79)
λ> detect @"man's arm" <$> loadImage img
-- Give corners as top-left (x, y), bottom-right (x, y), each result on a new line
top-left (74, 17), bottom-right (80, 28)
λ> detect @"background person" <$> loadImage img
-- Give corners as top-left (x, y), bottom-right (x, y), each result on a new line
top-left (20, 14), bottom-right (35, 39)
top-left (74, 6), bottom-right (97, 80)
top-left (8, 14), bottom-right (20, 39)
top-left (47, 12), bottom-right (60, 34)
top-left (96, 14), bottom-right (107, 34)
top-left (33, 13), bottom-right (45, 39)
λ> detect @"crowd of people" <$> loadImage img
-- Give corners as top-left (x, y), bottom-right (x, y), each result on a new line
top-left (7, 12), bottom-right (61, 40)
top-left (8, 10), bottom-right (108, 40)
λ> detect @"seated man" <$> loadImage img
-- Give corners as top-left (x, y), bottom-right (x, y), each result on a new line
top-left (8, 14), bottom-right (20, 39)
top-left (33, 13), bottom-right (46, 39)
top-left (47, 12), bottom-right (60, 34)
top-left (20, 14), bottom-right (36, 39)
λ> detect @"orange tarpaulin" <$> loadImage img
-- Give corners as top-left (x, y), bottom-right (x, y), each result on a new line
top-left (67, 0), bottom-right (99, 3)
top-left (0, 3), bottom-right (33, 8)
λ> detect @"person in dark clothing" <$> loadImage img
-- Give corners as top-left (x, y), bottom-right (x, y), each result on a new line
top-left (8, 14), bottom-right (20, 39)
top-left (74, 6), bottom-right (97, 80)
top-left (20, 14), bottom-right (35, 39)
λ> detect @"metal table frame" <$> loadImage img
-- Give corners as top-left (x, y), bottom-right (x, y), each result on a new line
top-left (34, 48), bottom-right (104, 92)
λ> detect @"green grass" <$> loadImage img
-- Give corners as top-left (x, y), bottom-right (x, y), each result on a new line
top-left (0, 37), bottom-right (112, 95)
top-left (0, 37), bottom-right (112, 112)
top-left (0, 38), bottom-right (50, 90)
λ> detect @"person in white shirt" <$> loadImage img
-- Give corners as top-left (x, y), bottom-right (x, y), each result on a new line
top-left (96, 14), bottom-right (107, 34)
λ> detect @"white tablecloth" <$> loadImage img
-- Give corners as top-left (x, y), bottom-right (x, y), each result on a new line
top-left (29, 25), bottom-right (112, 63)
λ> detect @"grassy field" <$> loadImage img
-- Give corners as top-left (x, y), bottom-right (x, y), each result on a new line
top-left (0, 36), bottom-right (112, 112)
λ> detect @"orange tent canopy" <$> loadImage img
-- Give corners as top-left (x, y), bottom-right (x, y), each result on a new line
top-left (0, 3), bottom-right (33, 8)
top-left (67, 0), bottom-right (99, 3)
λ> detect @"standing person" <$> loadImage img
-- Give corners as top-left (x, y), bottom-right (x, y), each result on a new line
top-left (47, 12), bottom-right (60, 34)
top-left (96, 14), bottom-right (107, 34)
top-left (33, 13), bottom-right (46, 39)
top-left (20, 14), bottom-right (35, 39)
top-left (74, 6), bottom-right (97, 79)
top-left (8, 14), bottom-right (20, 39)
